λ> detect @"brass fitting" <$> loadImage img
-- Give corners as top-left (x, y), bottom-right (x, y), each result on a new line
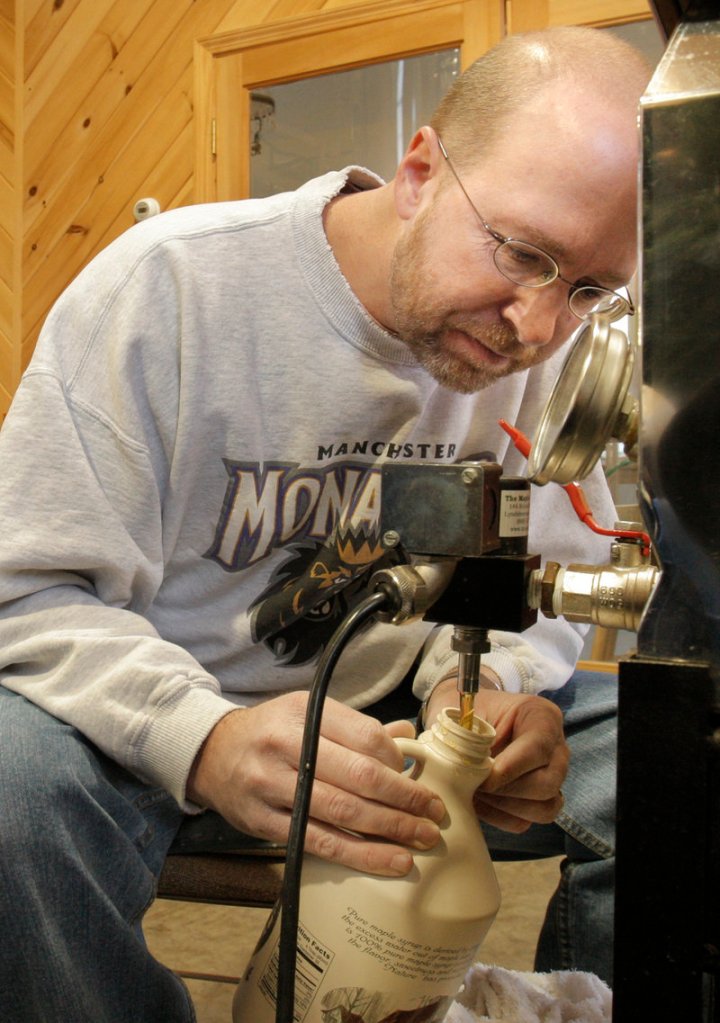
top-left (529, 551), bottom-right (659, 632)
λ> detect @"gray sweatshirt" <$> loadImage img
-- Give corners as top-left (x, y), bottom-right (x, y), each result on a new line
top-left (0, 169), bottom-right (616, 808)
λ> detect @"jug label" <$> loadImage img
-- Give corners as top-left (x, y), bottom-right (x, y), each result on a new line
top-left (258, 920), bottom-right (334, 1017)
top-left (340, 907), bottom-right (477, 983)
top-left (320, 985), bottom-right (450, 1022)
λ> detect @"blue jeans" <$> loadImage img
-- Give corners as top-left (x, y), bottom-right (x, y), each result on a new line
top-left (0, 670), bottom-right (616, 1021)
top-left (0, 689), bottom-right (193, 1023)
top-left (483, 670), bottom-right (617, 985)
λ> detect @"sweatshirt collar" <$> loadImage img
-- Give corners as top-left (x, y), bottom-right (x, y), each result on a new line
top-left (291, 168), bottom-right (419, 366)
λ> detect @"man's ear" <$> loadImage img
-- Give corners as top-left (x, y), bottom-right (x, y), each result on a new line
top-left (394, 125), bottom-right (443, 221)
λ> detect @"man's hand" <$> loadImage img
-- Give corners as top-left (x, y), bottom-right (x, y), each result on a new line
top-left (186, 691), bottom-right (445, 877)
top-left (423, 677), bottom-right (568, 833)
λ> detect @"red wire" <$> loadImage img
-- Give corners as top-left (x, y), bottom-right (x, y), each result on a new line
top-left (498, 419), bottom-right (651, 555)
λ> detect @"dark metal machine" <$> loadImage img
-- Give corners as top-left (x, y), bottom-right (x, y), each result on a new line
top-left (528, 3), bottom-right (720, 1015)
top-left (613, 5), bottom-right (720, 1019)
top-left (375, 461), bottom-right (541, 724)
top-left (526, 4), bottom-right (720, 1012)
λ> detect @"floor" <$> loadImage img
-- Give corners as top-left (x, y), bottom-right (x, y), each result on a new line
top-left (144, 856), bottom-right (563, 1023)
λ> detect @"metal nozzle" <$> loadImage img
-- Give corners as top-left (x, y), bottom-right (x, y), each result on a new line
top-left (452, 626), bottom-right (491, 729)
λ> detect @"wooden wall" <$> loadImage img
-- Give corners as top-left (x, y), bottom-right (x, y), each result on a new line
top-left (1, 0), bottom-right (15, 416)
top-left (6, 0), bottom-right (395, 418)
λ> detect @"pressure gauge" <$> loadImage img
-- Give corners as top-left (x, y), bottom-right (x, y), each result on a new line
top-left (528, 314), bottom-right (638, 485)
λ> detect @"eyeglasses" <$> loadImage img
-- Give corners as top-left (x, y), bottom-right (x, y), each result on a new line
top-left (436, 136), bottom-right (635, 323)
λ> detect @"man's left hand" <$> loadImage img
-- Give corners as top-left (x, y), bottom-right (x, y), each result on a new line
top-left (417, 680), bottom-right (568, 832)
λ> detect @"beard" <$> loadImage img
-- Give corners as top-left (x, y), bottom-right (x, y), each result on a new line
top-left (389, 204), bottom-right (549, 394)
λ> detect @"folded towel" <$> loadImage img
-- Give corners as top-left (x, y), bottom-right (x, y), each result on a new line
top-left (445, 963), bottom-right (612, 1023)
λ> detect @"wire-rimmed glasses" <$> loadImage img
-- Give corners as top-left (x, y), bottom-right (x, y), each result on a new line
top-left (436, 136), bottom-right (635, 322)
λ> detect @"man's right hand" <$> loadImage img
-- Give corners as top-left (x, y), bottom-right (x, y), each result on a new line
top-left (186, 691), bottom-right (445, 876)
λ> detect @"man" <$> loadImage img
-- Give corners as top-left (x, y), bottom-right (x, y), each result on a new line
top-left (0, 26), bottom-right (649, 1021)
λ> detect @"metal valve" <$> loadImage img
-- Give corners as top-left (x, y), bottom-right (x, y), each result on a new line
top-left (528, 529), bottom-right (659, 632)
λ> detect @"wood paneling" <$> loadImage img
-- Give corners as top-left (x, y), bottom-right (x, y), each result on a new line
top-left (11, 0), bottom-right (432, 401)
top-left (507, 0), bottom-right (651, 32)
top-left (20, 0), bottom-right (235, 367)
top-left (0, 0), bottom-right (16, 414)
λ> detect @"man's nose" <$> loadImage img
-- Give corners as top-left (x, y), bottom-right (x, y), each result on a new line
top-left (501, 284), bottom-right (571, 347)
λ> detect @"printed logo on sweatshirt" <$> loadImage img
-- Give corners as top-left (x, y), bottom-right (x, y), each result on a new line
top-left (248, 530), bottom-right (401, 665)
top-left (203, 459), bottom-right (400, 666)
top-left (205, 460), bottom-right (384, 571)
top-left (203, 448), bottom-right (494, 666)
top-left (316, 440), bottom-right (457, 461)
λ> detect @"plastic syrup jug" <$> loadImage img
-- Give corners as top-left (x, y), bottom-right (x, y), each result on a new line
top-left (233, 707), bottom-right (501, 1023)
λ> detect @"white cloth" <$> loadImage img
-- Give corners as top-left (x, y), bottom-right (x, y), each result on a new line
top-left (446, 964), bottom-right (612, 1023)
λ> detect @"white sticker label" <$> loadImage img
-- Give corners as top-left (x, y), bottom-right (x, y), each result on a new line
top-left (499, 490), bottom-right (530, 537)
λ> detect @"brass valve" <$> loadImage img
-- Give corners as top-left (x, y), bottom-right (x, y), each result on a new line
top-left (528, 534), bottom-right (659, 632)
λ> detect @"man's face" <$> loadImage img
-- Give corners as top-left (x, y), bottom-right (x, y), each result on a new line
top-left (388, 195), bottom-right (573, 393)
top-left (388, 94), bottom-right (639, 394)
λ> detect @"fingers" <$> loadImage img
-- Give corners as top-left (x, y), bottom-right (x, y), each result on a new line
top-left (249, 727), bottom-right (445, 851)
top-left (187, 693), bottom-right (447, 877)
top-left (303, 821), bottom-right (416, 877)
top-left (383, 718), bottom-right (417, 740)
top-left (473, 790), bottom-right (565, 832)
top-left (312, 725), bottom-right (444, 819)
top-left (317, 701), bottom-right (411, 773)
top-left (307, 772), bottom-right (442, 843)
top-left (476, 693), bottom-right (568, 789)
top-left (468, 691), bottom-right (569, 832)
top-left (280, 721), bottom-right (445, 864)
top-left (228, 800), bottom-right (421, 877)
top-left (481, 729), bottom-right (569, 799)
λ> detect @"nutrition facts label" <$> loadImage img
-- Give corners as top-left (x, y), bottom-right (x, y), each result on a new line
top-left (258, 921), bottom-right (335, 1022)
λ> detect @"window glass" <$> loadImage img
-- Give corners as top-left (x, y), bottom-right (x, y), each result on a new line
top-left (249, 49), bottom-right (460, 197)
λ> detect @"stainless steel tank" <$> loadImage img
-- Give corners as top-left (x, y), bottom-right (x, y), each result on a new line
top-left (636, 16), bottom-right (720, 668)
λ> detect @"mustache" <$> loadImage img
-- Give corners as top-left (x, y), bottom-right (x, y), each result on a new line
top-left (447, 318), bottom-right (521, 354)
top-left (443, 319), bottom-right (523, 360)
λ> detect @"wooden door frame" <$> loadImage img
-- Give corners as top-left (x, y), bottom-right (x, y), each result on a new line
top-left (193, 0), bottom-right (505, 203)
top-left (193, 0), bottom-right (654, 202)
top-left (507, 0), bottom-right (653, 34)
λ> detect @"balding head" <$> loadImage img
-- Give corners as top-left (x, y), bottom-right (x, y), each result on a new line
top-left (430, 27), bottom-right (651, 171)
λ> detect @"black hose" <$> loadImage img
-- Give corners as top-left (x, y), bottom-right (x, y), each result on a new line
top-left (275, 587), bottom-right (392, 1023)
